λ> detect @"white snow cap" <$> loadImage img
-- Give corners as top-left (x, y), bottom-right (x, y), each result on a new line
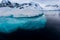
top-left (0, 0), bottom-right (43, 17)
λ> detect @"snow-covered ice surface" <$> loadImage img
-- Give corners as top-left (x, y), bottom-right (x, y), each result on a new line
top-left (0, 1), bottom-right (43, 17)
top-left (0, 0), bottom-right (46, 33)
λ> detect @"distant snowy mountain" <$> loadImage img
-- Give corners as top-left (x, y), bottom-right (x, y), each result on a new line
top-left (41, 4), bottom-right (60, 10)
top-left (32, 0), bottom-right (60, 10)
top-left (45, 5), bottom-right (59, 7)
top-left (0, 0), bottom-right (14, 8)
top-left (0, 0), bottom-right (60, 11)
top-left (39, 3), bottom-right (60, 10)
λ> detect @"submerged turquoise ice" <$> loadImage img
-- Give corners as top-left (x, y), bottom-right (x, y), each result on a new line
top-left (0, 14), bottom-right (46, 33)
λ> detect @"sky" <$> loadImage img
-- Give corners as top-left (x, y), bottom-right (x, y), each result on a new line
top-left (33, 0), bottom-right (60, 4)
top-left (0, 0), bottom-right (59, 4)
top-left (0, 0), bottom-right (59, 6)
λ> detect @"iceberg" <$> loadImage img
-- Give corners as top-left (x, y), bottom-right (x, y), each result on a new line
top-left (0, 0), bottom-right (46, 33)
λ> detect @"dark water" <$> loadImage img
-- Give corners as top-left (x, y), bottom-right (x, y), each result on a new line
top-left (44, 10), bottom-right (60, 40)
top-left (0, 10), bottom-right (60, 40)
